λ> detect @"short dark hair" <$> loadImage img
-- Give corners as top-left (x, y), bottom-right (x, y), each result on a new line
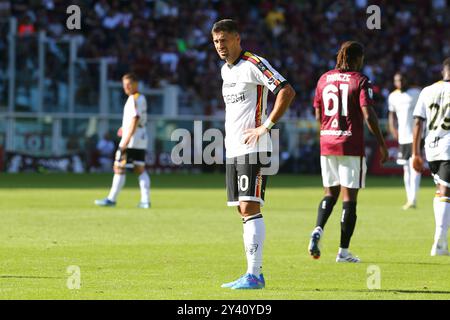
top-left (335, 41), bottom-right (364, 72)
top-left (122, 72), bottom-right (138, 83)
top-left (211, 19), bottom-right (239, 34)
top-left (443, 57), bottom-right (450, 69)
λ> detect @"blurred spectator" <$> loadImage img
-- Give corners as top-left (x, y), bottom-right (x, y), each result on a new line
top-left (18, 15), bottom-right (35, 37)
top-left (94, 0), bottom-right (109, 19)
top-left (66, 134), bottom-right (80, 154)
top-left (96, 133), bottom-right (115, 172)
top-left (6, 0), bottom-right (450, 118)
top-left (0, 0), bottom-right (11, 18)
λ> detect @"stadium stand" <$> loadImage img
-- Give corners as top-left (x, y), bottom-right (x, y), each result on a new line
top-left (0, 0), bottom-right (449, 173)
top-left (9, 0), bottom-right (449, 117)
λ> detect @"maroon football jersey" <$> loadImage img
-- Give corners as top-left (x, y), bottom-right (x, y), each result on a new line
top-left (313, 69), bottom-right (374, 156)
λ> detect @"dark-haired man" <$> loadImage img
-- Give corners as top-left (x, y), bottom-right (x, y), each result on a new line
top-left (308, 41), bottom-right (388, 263)
top-left (212, 19), bottom-right (295, 289)
top-left (413, 57), bottom-right (450, 256)
top-left (95, 73), bottom-right (151, 209)
top-left (388, 72), bottom-right (422, 210)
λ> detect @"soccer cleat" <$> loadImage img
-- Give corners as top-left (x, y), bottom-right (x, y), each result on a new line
top-left (221, 274), bottom-right (245, 288)
top-left (231, 273), bottom-right (265, 290)
top-left (221, 273), bottom-right (265, 289)
top-left (308, 230), bottom-right (321, 259)
top-left (431, 243), bottom-right (450, 256)
top-left (336, 252), bottom-right (361, 263)
top-left (94, 198), bottom-right (116, 207)
top-left (138, 202), bottom-right (151, 209)
top-left (402, 202), bottom-right (416, 210)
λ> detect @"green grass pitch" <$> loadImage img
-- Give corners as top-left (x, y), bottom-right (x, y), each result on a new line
top-left (0, 173), bottom-right (449, 300)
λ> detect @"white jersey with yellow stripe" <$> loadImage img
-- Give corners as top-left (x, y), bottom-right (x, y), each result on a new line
top-left (413, 80), bottom-right (450, 161)
top-left (388, 87), bottom-right (421, 144)
top-left (122, 92), bottom-right (148, 150)
top-left (221, 51), bottom-right (288, 158)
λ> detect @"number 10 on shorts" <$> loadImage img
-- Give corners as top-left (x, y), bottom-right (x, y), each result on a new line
top-left (238, 175), bottom-right (249, 192)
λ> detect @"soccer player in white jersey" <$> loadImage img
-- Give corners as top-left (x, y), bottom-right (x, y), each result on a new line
top-left (388, 72), bottom-right (422, 209)
top-left (95, 73), bottom-right (151, 208)
top-left (412, 58), bottom-right (450, 256)
top-left (212, 19), bottom-right (295, 289)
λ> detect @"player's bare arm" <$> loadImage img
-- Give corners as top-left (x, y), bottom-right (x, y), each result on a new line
top-left (388, 111), bottom-right (399, 141)
top-left (243, 84), bottom-right (296, 146)
top-left (362, 105), bottom-right (388, 163)
top-left (315, 106), bottom-right (321, 123)
top-left (412, 117), bottom-right (425, 172)
top-left (119, 116), bottom-right (139, 150)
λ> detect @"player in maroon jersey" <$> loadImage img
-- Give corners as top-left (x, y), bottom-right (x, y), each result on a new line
top-left (308, 41), bottom-right (388, 262)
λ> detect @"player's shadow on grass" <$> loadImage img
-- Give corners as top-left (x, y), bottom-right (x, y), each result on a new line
top-left (0, 275), bottom-right (62, 279)
top-left (353, 260), bottom-right (450, 266)
top-left (384, 261), bottom-right (450, 266)
top-left (305, 288), bottom-right (450, 295)
top-left (0, 173), bottom-right (427, 189)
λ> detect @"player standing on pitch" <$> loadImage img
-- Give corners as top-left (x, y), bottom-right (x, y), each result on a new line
top-left (412, 58), bottom-right (450, 256)
top-left (95, 73), bottom-right (151, 209)
top-left (212, 19), bottom-right (295, 289)
top-left (388, 72), bottom-right (422, 210)
top-left (308, 41), bottom-right (388, 262)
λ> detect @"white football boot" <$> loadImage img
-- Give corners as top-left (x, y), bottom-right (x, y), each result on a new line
top-left (336, 252), bottom-right (361, 263)
top-left (431, 241), bottom-right (449, 256)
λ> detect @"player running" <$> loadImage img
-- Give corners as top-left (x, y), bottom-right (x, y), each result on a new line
top-left (212, 19), bottom-right (295, 289)
top-left (95, 73), bottom-right (151, 209)
top-left (412, 57), bottom-right (450, 256)
top-left (388, 72), bottom-right (422, 210)
top-left (308, 41), bottom-right (388, 263)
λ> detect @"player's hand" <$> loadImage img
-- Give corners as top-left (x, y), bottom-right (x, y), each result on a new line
top-left (114, 147), bottom-right (127, 167)
top-left (117, 127), bottom-right (123, 137)
top-left (243, 126), bottom-right (268, 146)
top-left (379, 145), bottom-right (389, 164)
top-left (412, 154), bottom-right (424, 173)
top-left (115, 148), bottom-right (123, 162)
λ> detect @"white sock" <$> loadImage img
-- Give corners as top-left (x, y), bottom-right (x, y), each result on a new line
top-left (243, 214), bottom-right (265, 277)
top-left (138, 171), bottom-right (150, 204)
top-left (338, 248), bottom-right (348, 256)
top-left (107, 174), bottom-right (126, 202)
top-left (434, 197), bottom-right (450, 247)
top-left (409, 160), bottom-right (421, 205)
top-left (314, 226), bottom-right (323, 236)
top-left (403, 164), bottom-right (412, 203)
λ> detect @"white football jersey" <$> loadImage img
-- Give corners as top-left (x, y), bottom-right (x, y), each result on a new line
top-left (388, 88), bottom-right (421, 144)
top-left (121, 93), bottom-right (148, 150)
top-left (221, 51), bottom-right (287, 158)
top-left (413, 81), bottom-right (450, 161)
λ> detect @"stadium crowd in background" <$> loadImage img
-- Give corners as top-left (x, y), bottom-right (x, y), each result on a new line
top-left (8, 0), bottom-right (450, 119)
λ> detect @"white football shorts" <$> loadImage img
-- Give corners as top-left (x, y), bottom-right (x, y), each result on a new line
top-left (320, 155), bottom-right (367, 189)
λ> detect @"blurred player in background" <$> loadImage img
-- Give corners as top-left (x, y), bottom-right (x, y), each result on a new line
top-left (413, 58), bottom-right (450, 256)
top-left (95, 73), bottom-right (151, 208)
top-left (309, 41), bottom-right (388, 263)
top-left (96, 133), bottom-right (115, 172)
top-left (212, 19), bottom-right (295, 289)
top-left (388, 72), bottom-right (422, 210)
